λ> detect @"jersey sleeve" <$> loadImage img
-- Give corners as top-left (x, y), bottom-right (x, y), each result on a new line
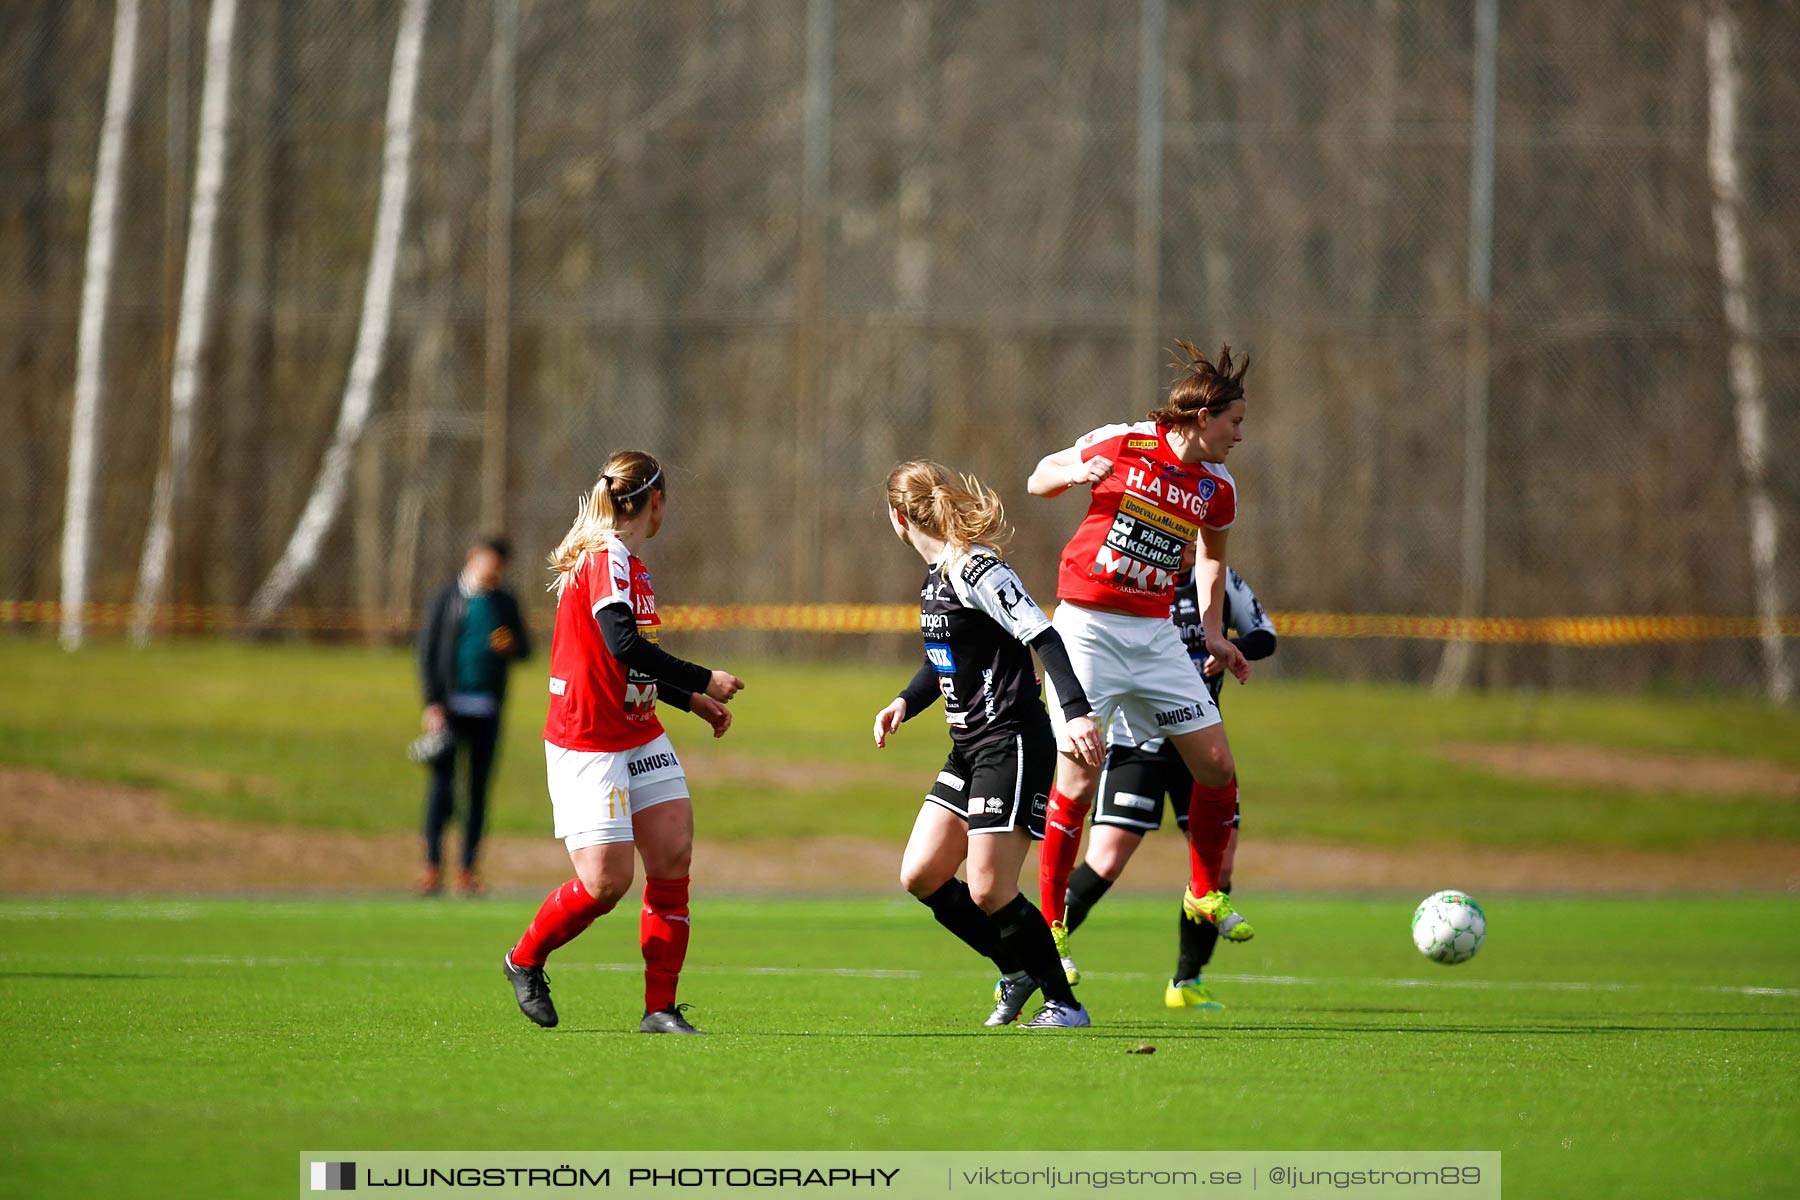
top-left (953, 552), bottom-right (1053, 643)
top-left (1223, 567), bottom-right (1275, 637)
top-left (1202, 465), bottom-right (1237, 530)
top-left (584, 539), bottom-right (634, 615)
top-left (1074, 423), bottom-right (1135, 462)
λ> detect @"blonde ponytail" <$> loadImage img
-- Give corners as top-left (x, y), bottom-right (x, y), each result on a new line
top-left (548, 450), bottom-right (664, 595)
top-left (885, 460), bottom-right (1011, 552)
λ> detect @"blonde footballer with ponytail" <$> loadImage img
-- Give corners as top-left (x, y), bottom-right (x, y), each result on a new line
top-left (549, 451), bottom-right (665, 596)
top-left (884, 460), bottom-right (1011, 552)
top-left (508, 446), bottom-right (744, 1038)
top-left (873, 458), bottom-right (1103, 1029)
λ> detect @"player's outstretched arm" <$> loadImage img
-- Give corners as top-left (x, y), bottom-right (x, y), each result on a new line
top-left (1234, 630), bottom-right (1276, 661)
top-left (593, 604), bottom-right (722, 697)
top-left (874, 659), bottom-right (939, 747)
top-left (704, 670), bottom-right (745, 703)
top-left (1196, 526), bottom-right (1248, 684)
top-left (1027, 445), bottom-right (1113, 497)
top-left (871, 699), bottom-right (905, 749)
top-left (952, 552), bottom-right (1104, 766)
top-left (1222, 567), bottom-right (1277, 663)
top-left (691, 693), bottom-right (733, 738)
top-left (659, 683), bottom-right (732, 738)
top-left (1025, 628), bottom-right (1102, 766)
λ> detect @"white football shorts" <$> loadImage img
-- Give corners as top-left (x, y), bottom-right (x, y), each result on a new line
top-left (1043, 601), bottom-right (1223, 751)
top-left (545, 732), bottom-right (689, 850)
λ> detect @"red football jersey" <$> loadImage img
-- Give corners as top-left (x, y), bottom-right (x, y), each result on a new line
top-left (1054, 421), bottom-right (1238, 618)
top-left (544, 535), bottom-right (666, 753)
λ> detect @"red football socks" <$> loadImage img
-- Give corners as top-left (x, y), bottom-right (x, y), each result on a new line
top-left (640, 875), bottom-right (691, 1014)
top-left (1037, 786), bottom-right (1091, 925)
top-left (1186, 775), bottom-right (1239, 897)
top-left (511, 877), bottom-right (614, 968)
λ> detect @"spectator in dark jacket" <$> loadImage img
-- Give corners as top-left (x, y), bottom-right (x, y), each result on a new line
top-left (416, 536), bottom-right (532, 895)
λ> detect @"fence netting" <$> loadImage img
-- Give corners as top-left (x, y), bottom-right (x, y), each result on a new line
top-left (2, 0), bottom-right (1795, 694)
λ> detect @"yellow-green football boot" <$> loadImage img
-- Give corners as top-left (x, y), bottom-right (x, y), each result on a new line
top-left (1049, 919), bottom-right (1081, 986)
top-left (1182, 887), bottom-right (1254, 941)
top-left (1164, 977), bottom-right (1224, 1010)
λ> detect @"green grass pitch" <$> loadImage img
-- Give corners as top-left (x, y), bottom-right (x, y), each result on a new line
top-left (2, 639), bottom-right (1798, 850)
top-left (3, 894), bottom-right (1796, 1199)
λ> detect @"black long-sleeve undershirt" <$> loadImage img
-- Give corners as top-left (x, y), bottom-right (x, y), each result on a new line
top-left (896, 659), bottom-right (940, 721)
top-left (1234, 629), bottom-right (1277, 662)
top-left (1025, 626), bottom-right (1091, 721)
top-left (594, 604), bottom-right (711, 699)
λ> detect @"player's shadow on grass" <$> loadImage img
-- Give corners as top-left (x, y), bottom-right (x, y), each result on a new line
top-left (0, 970), bottom-right (179, 981)
top-left (1259, 1021), bottom-right (1800, 1035)
top-left (553, 1029), bottom-right (1335, 1042)
top-left (1277, 1006), bottom-right (1441, 1016)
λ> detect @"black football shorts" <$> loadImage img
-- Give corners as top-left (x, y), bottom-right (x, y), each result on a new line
top-left (925, 726), bottom-right (1055, 839)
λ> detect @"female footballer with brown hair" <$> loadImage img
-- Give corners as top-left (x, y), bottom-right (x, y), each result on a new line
top-left (1028, 342), bottom-right (1255, 985)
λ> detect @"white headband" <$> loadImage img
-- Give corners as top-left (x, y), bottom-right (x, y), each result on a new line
top-left (614, 468), bottom-right (662, 501)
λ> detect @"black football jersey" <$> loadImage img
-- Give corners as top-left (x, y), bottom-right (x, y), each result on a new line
top-left (1171, 566), bottom-right (1276, 702)
top-left (917, 546), bottom-right (1055, 745)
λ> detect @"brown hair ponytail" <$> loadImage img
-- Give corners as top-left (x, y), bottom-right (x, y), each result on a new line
top-left (1148, 340), bottom-right (1250, 426)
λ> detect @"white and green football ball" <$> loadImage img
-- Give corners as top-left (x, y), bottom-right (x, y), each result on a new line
top-left (1411, 890), bottom-right (1486, 964)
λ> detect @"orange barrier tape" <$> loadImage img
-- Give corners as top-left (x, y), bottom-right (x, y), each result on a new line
top-left (1268, 612), bottom-right (1800, 646)
top-left (5, 600), bottom-right (1798, 646)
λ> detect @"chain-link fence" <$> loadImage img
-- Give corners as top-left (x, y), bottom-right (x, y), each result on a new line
top-left (3, 0), bottom-right (1796, 695)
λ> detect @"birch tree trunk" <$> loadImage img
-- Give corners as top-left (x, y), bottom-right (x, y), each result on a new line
top-left (59, 0), bottom-right (142, 650)
top-left (129, 0), bottom-right (239, 644)
top-left (248, 0), bottom-right (431, 624)
top-left (1706, 3), bottom-right (1792, 703)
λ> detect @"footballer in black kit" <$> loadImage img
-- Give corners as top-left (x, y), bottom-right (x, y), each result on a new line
top-left (903, 550), bottom-right (1067, 838)
top-left (874, 461), bottom-right (1105, 1030)
top-left (1065, 559), bottom-right (1277, 1008)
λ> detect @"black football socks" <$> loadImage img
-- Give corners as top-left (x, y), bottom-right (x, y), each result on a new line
top-left (1176, 884), bottom-right (1227, 982)
top-left (920, 878), bottom-right (1023, 974)
top-left (991, 893), bottom-right (1078, 1007)
top-left (1063, 863), bottom-right (1113, 933)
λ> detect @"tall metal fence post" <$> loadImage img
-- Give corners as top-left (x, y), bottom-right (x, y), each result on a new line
top-left (482, 0), bottom-right (517, 537)
top-left (792, 0), bottom-right (833, 593)
top-left (1132, 0), bottom-right (1167, 409)
top-left (1434, 0), bottom-right (1499, 693)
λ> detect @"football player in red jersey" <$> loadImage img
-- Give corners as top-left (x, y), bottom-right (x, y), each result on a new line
top-left (1065, 547), bottom-right (1279, 1009)
top-left (1028, 342), bottom-right (1254, 985)
top-left (870, 462), bottom-right (1105, 1028)
top-left (502, 450), bottom-right (745, 1035)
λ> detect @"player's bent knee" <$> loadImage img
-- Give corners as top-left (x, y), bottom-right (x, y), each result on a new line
top-left (1088, 842), bottom-right (1134, 880)
top-left (965, 879), bottom-right (1012, 914)
top-left (1054, 757), bottom-right (1100, 804)
top-left (641, 842), bottom-right (692, 880)
top-left (899, 863), bottom-right (951, 897)
top-left (578, 865), bottom-right (634, 907)
top-left (1193, 749), bottom-right (1234, 788)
